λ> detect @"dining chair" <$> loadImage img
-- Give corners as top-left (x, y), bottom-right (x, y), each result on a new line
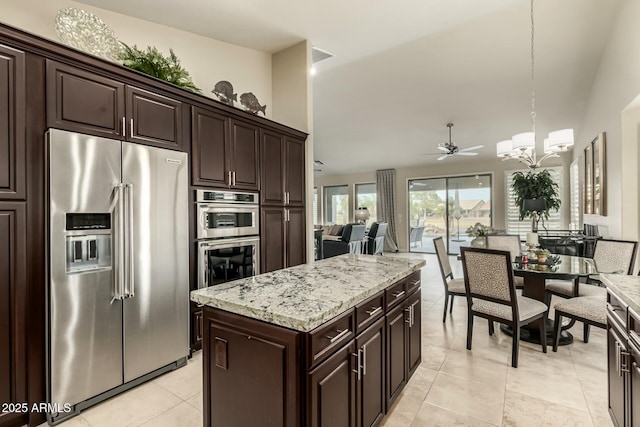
top-left (433, 237), bottom-right (466, 322)
top-left (460, 247), bottom-right (548, 368)
top-left (366, 222), bottom-right (387, 255)
top-left (552, 296), bottom-right (606, 351)
top-left (589, 238), bottom-right (638, 282)
top-left (485, 234), bottom-right (525, 288)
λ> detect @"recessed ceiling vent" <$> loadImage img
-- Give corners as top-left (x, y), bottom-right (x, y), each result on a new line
top-left (312, 47), bottom-right (334, 64)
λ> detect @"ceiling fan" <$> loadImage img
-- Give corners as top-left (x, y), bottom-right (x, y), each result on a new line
top-left (424, 123), bottom-right (484, 160)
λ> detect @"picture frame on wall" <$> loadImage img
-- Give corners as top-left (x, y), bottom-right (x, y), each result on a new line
top-left (583, 144), bottom-right (593, 215)
top-left (592, 132), bottom-right (607, 216)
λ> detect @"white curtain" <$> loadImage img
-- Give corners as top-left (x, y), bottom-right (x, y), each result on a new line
top-left (376, 169), bottom-right (399, 252)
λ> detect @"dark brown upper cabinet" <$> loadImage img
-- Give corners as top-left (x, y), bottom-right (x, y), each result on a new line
top-left (192, 106), bottom-right (259, 190)
top-left (46, 60), bottom-right (184, 150)
top-left (260, 131), bottom-right (306, 207)
top-left (0, 44), bottom-right (25, 201)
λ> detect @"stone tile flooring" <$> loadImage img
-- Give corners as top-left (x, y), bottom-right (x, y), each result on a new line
top-left (45, 253), bottom-right (612, 426)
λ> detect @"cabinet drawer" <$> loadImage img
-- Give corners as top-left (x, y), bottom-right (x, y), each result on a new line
top-left (405, 271), bottom-right (421, 295)
top-left (386, 279), bottom-right (407, 310)
top-left (607, 290), bottom-right (628, 331)
top-left (355, 291), bottom-right (385, 334)
top-left (307, 309), bottom-right (355, 369)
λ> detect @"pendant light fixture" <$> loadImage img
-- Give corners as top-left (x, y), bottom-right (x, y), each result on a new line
top-left (496, 0), bottom-right (574, 169)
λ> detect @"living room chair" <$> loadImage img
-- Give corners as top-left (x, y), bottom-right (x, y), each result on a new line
top-left (485, 234), bottom-right (525, 289)
top-left (410, 226), bottom-right (425, 248)
top-left (552, 296), bottom-right (606, 351)
top-left (461, 247), bottom-right (548, 368)
top-left (322, 224), bottom-right (367, 258)
top-left (366, 222), bottom-right (388, 255)
top-left (433, 237), bottom-right (466, 322)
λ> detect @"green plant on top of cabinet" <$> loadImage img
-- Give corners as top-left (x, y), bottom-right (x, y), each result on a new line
top-left (191, 106), bottom-right (259, 190)
top-left (46, 60), bottom-right (185, 150)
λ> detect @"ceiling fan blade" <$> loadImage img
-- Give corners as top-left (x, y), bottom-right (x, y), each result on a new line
top-left (437, 154), bottom-right (450, 161)
top-left (458, 145), bottom-right (484, 152)
top-left (454, 152), bottom-right (479, 156)
top-left (437, 146), bottom-right (450, 152)
top-left (421, 152), bottom-right (445, 156)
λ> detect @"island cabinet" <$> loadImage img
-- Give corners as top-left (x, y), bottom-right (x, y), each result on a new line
top-left (46, 60), bottom-right (186, 150)
top-left (191, 106), bottom-right (259, 190)
top-left (198, 266), bottom-right (422, 427)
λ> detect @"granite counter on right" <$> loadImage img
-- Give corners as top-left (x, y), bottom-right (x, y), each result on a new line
top-left (600, 273), bottom-right (640, 427)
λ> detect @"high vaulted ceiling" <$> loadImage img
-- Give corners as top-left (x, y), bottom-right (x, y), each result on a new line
top-left (78, 0), bottom-right (622, 175)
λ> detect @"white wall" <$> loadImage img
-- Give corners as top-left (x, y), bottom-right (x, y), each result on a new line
top-left (314, 154), bottom-right (571, 251)
top-left (574, 0), bottom-right (640, 239)
top-left (0, 0), bottom-right (273, 114)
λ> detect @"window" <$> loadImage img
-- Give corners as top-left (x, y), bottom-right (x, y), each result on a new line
top-left (313, 187), bottom-right (319, 225)
top-left (355, 183), bottom-right (377, 224)
top-left (505, 167), bottom-right (563, 239)
top-left (570, 160), bottom-right (580, 230)
top-left (324, 185), bottom-right (349, 224)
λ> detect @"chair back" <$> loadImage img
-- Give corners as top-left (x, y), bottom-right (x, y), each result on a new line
top-left (410, 226), bottom-right (425, 246)
top-left (460, 247), bottom-right (516, 308)
top-left (486, 235), bottom-right (522, 262)
top-left (368, 222), bottom-right (387, 255)
top-left (593, 239), bottom-right (638, 274)
top-left (433, 237), bottom-right (452, 279)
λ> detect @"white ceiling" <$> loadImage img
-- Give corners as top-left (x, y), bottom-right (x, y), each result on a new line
top-left (78, 0), bottom-right (622, 175)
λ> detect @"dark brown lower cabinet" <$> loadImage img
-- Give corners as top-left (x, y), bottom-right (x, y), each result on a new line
top-left (385, 303), bottom-right (407, 408)
top-left (608, 322), bottom-right (627, 427)
top-left (407, 290), bottom-right (422, 378)
top-left (356, 318), bottom-right (385, 427)
top-left (308, 341), bottom-right (357, 427)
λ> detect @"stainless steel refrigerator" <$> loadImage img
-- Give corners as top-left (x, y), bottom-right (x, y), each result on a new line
top-left (47, 129), bottom-right (189, 423)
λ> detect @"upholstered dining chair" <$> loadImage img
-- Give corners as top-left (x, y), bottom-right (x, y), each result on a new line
top-left (552, 296), bottom-right (606, 351)
top-left (461, 247), bottom-right (548, 368)
top-left (366, 222), bottom-right (388, 255)
top-left (433, 237), bottom-right (466, 322)
top-left (485, 234), bottom-right (525, 288)
top-left (589, 238), bottom-right (638, 282)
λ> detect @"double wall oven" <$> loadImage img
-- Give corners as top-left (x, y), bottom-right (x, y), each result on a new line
top-left (196, 190), bottom-right (260, 288)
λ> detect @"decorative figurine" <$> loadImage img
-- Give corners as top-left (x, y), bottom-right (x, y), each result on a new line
top-left (211, 80), bottom-right (237, 106)
top-left (239, 92), bottom-right (266, 115)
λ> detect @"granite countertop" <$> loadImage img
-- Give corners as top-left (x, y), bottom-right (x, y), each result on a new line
top-left (190, 254), bottom-right (426, 332)
top-left (601, 273), bottom-right (640, 314)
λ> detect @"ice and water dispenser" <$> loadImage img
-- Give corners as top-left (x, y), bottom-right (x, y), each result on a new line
top-left (65, 213), bottom-right (112, 273)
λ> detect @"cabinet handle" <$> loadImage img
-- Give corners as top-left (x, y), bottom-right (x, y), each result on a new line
top-left (286, 192), bottom-right (290, 205)
top-left (122, 117), bottom-right (126, 137)
top-left (392, 290), bottom-right (405, 299)
top-left (621, 351), bottom-right (630, 374)
top-left (197, 303), bottom-right (204, 308)
top-left (410, 279), bottom-right (421, 287)
top-left (366, 306), bottom-right (382, 317)
top-left (130, 118), bottom-right (134, 137)
top-left (227, 171), bottom-right (232, 187)
top-left (410, 300), bottom-right (419, 327)
top-left (616, 342), bottom-right (621, 377)
top-left (633, 361), bottom-right (640, 375)
top-left (232, 171), bottom-right (236, 186)
top-left (326, 328), bottom-right (349, 343)
top-left (405, 307), bottom-right (412, 324)
top-left (361, 346), bottom-right (367, 376)
top-left (352, 351), bottom-right (362, 381)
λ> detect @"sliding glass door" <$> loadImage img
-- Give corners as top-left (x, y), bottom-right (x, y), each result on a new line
top-left (408, 174), bottom-right (492, 254)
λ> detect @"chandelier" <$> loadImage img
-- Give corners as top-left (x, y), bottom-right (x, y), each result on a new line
top-left (496, 0), bottom-right (574, 169)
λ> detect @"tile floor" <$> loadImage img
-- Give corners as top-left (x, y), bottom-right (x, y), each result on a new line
top-left (45, 253), bottom-right (613, 427)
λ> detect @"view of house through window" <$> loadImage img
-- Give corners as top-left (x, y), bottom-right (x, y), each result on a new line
top-left (355, 183), bottom-right (377, 225)
top-left (324, 185), bottom-right (349, 224)
top-left (408, 174), bottom-right (492, 254)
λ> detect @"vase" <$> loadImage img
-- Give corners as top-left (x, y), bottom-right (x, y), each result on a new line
top-left (537, 256), bottom-right (547, 264)
top-left (470, 237), bottom-right (486, 248)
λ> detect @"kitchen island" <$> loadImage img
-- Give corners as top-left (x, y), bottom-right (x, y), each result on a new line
top-left (191, 254), bottom-right (425, 427)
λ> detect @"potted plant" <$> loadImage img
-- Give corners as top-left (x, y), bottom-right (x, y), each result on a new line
top-left (511, 169), bottom-right (561, 231)
top-left (466, 223), bottom-right (494, 248)
top-left (533, 248), bottom-right (551, 263)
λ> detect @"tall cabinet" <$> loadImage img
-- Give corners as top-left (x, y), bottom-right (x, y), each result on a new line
top-left (0, 43), bottom-right (28, 427)
top-left (260, 130), bottom-right (306, 273)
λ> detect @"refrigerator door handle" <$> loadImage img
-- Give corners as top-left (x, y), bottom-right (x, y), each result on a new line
top-left (111, 183), bottom-right (126, 303)
top-left (125, 183), bottom-right (135, 298)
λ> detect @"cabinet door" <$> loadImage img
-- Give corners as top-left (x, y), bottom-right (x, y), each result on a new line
top-left (261, 129), bottom-right (285, 205)
top-left (261, 207), bottom-right (286, 273)
top-left (285, 137), bottom-right (306, 206)
top-left (126, 86), bottom-right (183, 149)
top-left (630, 344), bottom-right (640, 427)
top-left (46, 60), bottom-right (125, 138)
top-left (608, 326), bottom-right (626, 427)
top-left (385, 303), bottom-right (407, 408)
top-left (356, 318), bottom-right (385, 427)
top-left (406, 290), bottom-right (422, 378)
top-left (287, 207), bottom-right (306, 268)
top-left (308, 341), bottom-right (357, 427)
top-left (0, 204), bottom-right (27, 427)
top-left (191, 106), bottom-right (230, 188)
top-left (0, 45), bottom-right (25, 201)
top-left (229, 119), bottom-right (259, 190)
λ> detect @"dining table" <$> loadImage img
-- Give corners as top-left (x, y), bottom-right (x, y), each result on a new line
top-left (505, 254), bottom-right (599, 346)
